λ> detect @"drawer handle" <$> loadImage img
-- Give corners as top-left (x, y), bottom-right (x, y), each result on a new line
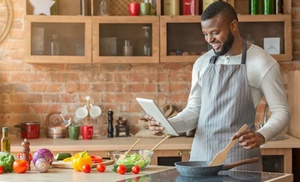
top-left (177, 150), bottom-right (190, 156)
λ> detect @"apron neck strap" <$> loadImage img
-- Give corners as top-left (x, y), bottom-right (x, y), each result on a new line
top-left (209, 40), bottom-right (248, 64)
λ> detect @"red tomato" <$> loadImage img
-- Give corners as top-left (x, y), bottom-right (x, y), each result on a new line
top-left (82, 164), bottom-right (91, 173)
top-left (131, 165), bottom-right (140, 174)
top-left (0, 165), bottom-right (3, 174)
top-left (117, 164), bottom-right (126, 175)
top-left (13, 160), bottom-right (29, 173)
top-left (96, 163), bottom-right (106, 172)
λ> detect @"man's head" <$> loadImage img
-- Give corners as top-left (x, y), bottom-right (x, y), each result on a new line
top-left (201, 1), bottom-right (239, 56)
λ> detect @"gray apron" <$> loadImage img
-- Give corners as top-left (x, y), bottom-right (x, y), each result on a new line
top-left (190, 41), bottom-right (262, 171)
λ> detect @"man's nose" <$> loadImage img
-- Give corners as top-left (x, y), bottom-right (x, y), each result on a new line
top-left (206, 34), bottom-right (214, 43)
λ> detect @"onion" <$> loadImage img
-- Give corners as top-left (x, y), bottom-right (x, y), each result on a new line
top-left (32, 148), bottom-right (54, 165)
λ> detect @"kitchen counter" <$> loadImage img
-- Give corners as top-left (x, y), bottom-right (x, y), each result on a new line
top-left (10, 135), bottom-right (300, 173)
top-left (0, 165), bottom-right (293, 182)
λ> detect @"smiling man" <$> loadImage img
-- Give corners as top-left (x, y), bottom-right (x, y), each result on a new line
top-left (148, 1), bottom-right (290, 171)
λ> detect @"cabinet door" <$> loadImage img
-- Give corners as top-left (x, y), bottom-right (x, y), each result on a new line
top-left (92, 16), bottom-right (159, 63)
top-left (24, 15), bottom-right (92, 63)
top-left (160, 14), bottom-right (292, 63)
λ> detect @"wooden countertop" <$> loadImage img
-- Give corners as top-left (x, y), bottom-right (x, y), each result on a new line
top-left (10, 134), bottom-right (300, 154)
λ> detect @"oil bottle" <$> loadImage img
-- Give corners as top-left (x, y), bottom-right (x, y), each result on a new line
top-left (1, 127), bottom-right (10, 153)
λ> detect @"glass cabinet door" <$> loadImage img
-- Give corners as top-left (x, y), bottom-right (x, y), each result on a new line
top-left (24, 16), bottom-right (92, 63)
top-left (93, 16), bottom-right (159, 63)
top-left (160, 14), bottom-right (291, 63)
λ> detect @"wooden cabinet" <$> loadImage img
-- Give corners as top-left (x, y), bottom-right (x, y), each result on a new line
top-left (24, 15), bottom-right (92, 63)
top-left (92, 16), bottom-right (159, 63)
top-left (24, 0), bottom-right (292, 63)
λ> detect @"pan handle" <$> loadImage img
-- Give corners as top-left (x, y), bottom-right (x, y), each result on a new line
top-left (223, 157), bottom-right (260, 170)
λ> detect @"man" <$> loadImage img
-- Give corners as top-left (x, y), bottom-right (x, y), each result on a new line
top-left (148, 1), bottom-right (289, 171)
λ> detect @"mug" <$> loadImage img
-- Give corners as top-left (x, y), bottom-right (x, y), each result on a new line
top-left (140, 3), bottom-right (151, 15)
top-left (89, 106), bottom-right (102, 119)
top-left (81, 125), bottom-right (93, 140)
top-left (129, 2), bottom-right (140, 16)
top-left (69, 125), bottom-right (80, 140)
top-left (76, 106), bottom-right (88, 119)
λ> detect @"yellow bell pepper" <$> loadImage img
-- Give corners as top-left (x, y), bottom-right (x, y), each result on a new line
top-left (71, 151), bottom-right (92, 172)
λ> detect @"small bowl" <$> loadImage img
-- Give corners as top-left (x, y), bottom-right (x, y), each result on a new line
top-left (111, 149), bottom-right (154, 169)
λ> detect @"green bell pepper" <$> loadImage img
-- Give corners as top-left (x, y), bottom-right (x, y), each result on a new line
top-left (0, 152), bottom-right (15, 172)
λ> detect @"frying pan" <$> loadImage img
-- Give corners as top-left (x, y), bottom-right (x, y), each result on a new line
top-left (175, 158), bottom-right (259, 177)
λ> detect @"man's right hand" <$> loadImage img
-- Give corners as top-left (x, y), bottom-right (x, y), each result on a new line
top-left (145, 115), bottom-right (165, 135)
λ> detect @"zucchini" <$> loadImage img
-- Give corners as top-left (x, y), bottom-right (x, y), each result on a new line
top-left (54, 153), bottom-right (72, 161)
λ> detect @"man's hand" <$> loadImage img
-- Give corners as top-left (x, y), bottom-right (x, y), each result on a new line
top-left (231, 129), bottom-right (265, 149)
top-left (145, 115), bottom-right (165, 135)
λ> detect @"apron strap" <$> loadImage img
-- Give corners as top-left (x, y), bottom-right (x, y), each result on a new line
top-left (209, 40), bottom-right (248, 64)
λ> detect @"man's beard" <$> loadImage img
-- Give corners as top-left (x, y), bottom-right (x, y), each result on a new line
top-left (214, 31), bottom-right (234, 56)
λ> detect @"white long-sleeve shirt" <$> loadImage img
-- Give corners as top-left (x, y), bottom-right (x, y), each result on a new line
top-left (169, 44), bottom-right (290, 142)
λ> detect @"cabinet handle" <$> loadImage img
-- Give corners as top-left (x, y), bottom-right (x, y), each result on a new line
top-left (105, 152), bottom-right (111, 157)
top-left (177, 150), bottom-right (190, 156)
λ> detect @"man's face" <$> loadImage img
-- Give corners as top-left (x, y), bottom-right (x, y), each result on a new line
top-left (201, 15), bottom-right (234, 56)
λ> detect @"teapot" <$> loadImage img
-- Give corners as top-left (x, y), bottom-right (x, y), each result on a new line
top-left (45, 111), bottom-right (70, 139)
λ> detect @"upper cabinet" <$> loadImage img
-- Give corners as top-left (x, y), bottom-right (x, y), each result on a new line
top-left (24, 0), bottom-right (292, 63)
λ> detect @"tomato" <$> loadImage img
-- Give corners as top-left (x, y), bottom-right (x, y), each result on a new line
top-left (0, 165), bottom-right (3, 174)
top-left (117, 164), bottom-right (126, 175)
top-left (13, 160), bottom-right (29, 173)
top-left (96, 163), bottom-right (106, 173)
top-left (131, 165), bottom-right (140, 174)
top-left (82, 164), bottom-right (91, 173)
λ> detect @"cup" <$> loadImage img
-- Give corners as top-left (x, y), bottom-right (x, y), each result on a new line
top-left (76, 106), bottom-right (88, 119)
top-left (89, 106), bottom-right (102, 119)
top-left (129, 2), bottom-right (140, 16)
top-left (140, 3), bottom-right (151, 15)
top-left (81, 125), bottom-right (93, 140)
top-left (69, 125), bottom-right (80, 140)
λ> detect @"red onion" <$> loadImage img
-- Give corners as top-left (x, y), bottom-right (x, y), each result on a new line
top-left (32, 148), bottom-right (54, 165)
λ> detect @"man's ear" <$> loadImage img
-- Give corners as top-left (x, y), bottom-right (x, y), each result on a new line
top-left (230, 20), bottom-right (238, 32)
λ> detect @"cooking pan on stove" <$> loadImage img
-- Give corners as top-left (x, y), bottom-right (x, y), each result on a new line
top-left (175, 158), bottom-right (259, 177)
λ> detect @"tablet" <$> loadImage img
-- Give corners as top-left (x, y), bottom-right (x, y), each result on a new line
top-left (136, 98), bottom-right (179, 136)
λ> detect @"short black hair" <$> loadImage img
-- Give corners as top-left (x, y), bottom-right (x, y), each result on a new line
top-left (201, 1), bottom-right (238, 23)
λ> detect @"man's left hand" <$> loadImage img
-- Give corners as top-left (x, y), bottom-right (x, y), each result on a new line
top-left (231, 129), bottom-right (265, 149)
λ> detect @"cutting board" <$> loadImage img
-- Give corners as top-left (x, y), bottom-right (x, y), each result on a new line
top-left (51, 159), bottom-right (115, 169)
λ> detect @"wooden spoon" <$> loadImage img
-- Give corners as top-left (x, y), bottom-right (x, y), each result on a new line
top-left (209, 124), bottom-right (248, 167)
top-left (118, 138), bottom-right (140, 161)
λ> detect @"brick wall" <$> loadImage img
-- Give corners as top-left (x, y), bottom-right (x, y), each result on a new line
top-left (0, 0), bottom-right (300, 138)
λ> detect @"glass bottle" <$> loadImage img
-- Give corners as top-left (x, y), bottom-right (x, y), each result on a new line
top-left (264, 0), bottom-right (275, 14)
top-left (50, 0), bottom-right (59, 15)
top-left (1, 127), bottom-right (10, 153)
top-left (50, 34), bottom-right (59, 55)
top-left (249, 0), bottom-right (258, 15)
top-left (98, 0), bottom-right (110, 16)
top-left (142, 26), bottom-right (151, 56)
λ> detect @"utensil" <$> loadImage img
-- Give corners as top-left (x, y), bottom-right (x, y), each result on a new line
top-left (142, 134), bottom-right (171, 159)
top-left (14, 122), bottom-right (40, 139)
top-left (175, 157), bottom-right (259, 177)
top-left (209, 124), bottom-right (248, 166)
top-left (118, 138), bottom-right (141, 161)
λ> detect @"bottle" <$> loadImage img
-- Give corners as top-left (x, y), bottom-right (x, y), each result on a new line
top-left (51, 0), bottom-right (59, 15)
top-left (123, 40), bottom-right (133, 56)
top-left (142, 26), bottom-right (151, 56)
top-left (107, 109), bottom-right (114, 138)
top-left (21, 139), bottom-right (31, 170)
top-left (249, 0), bottom-right (258, 15)
top-left (1, 127), bottom-right (10, 153)
top-left (50, 33), bottom-right (59, 55)
top-left (264, 0), bottom-right (275, 14)
top-left (98, 0), bottom-right (109, 16)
